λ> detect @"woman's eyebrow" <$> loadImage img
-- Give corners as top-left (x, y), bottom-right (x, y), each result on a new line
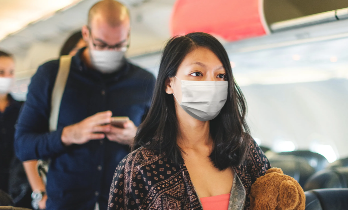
top-left (189, 62), bottom-right (224, 71)
top-left (189, 61), bottom-right (206, 67)
top-left (214, 66), bottom-right (224, 71)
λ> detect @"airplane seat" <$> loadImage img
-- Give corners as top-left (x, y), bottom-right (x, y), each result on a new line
top-left (327, 157), bottom-right (348, 168)
top-left (0, 190), bottom-right (32, 209)
top-left (305, 189), bottom-right (348, 210)
top-left (259, 145), bottom-right (271, 153)
top-left (0, 189), bottom-right (13, 206)
top-left (268, 155), bottom-right (315, 187)
top-left (304, 167), bottom-right (348, 191)
top-left (278, 150), bottom-right (328, 172)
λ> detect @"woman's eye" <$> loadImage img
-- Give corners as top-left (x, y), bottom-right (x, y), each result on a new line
top-left (217, 74), bottom-right (226, 79)
top-left (190, 72), bottom-right (203, 77)
top-left (0, 70), bottom-right (4, 75)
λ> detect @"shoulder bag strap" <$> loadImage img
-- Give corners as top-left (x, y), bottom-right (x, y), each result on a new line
top-left (49, 55), bottom-right (71, 132)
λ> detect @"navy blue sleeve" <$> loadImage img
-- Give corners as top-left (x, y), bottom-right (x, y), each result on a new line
top-left (15, 62), bottom-right (67, 161)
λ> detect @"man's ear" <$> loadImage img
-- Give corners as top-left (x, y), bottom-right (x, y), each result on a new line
top-left (126, 29), bottom-right (131, 48)
top-left (127, 29), bottom-right (131, 39)
top-left (81, 25), bottom-right (90, 42)
top-left (165, 77), bottom-right (174, 94)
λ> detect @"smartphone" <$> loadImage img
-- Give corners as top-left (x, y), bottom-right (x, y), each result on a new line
top-left (111, 116), bottom-right (129, 128)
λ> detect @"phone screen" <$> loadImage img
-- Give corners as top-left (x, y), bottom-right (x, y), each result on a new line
top-left (110, 117), bottom-right (129, 128)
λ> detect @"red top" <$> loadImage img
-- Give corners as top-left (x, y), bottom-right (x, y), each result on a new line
top-left (200, 193), bottom-right (230, 210)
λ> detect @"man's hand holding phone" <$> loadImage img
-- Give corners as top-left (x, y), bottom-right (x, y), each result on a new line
top-left (61, 111), bottom-right (112, 146)
top-left (61, 112), bottom-right (136, 146)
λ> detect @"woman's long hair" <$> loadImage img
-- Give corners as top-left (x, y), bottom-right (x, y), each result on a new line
top-left (59, 31), bottom-right (83, 56)
top-left (0, 50), bottom-right (13, 58)
top-left (134, 32), bottom-right (251, 170)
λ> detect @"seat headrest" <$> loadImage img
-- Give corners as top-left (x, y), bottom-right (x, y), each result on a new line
top-left (328, 157), bottom-right (348, 168)
top-left (259, 145), bottom-right (271, 153)
top-left (305, 189), bottom-right (348, 210)
top-left (279, 150), bottom-right (328, 172)
top-left (268, 155), bottom-right (315, 187)
top-left (0, 190), bottom-right (13, 206)
top-left (304, 167), bottom-right (348, 191)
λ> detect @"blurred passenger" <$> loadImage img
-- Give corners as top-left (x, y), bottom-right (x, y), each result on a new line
top-left (59, 31), bottom-right (87, 56)
top-left (14, 0), bottom-right (155, 210)
top-left (22, 30), bottom-right (86, 210)
top-left (0, 50), bottom-right (18, 193)
top-left (0, 50), bottom-right (31, 208)
top-left (108, 32), bottom-right (271, 209)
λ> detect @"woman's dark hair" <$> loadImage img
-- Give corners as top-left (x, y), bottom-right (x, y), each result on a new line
top-left (134, 32), bottom-right (251, 170)
top-left (59, 31), bottom-right (83, 56)
top-left (0, 50), bottom-right (13, 58)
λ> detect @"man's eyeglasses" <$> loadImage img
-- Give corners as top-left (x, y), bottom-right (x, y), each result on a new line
top-left (88, 27), bottom-right (129, 51)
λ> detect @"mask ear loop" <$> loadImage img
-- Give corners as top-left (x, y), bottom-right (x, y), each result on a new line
top-left (172, 93), bottom-right (180, 104)
top-left (172, 76), bottom-right (181, 104)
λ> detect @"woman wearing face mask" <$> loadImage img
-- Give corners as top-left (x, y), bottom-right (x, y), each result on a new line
top-left (0, 50), bottom-right (29, 205)
top-left (0, 50), bottom-right (17, 190)
top-left (108, 32), bottom-right (270, 210)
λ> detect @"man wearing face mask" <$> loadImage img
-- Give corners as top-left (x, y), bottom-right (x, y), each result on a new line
top-left (14, 1), bottom-right (156, 209)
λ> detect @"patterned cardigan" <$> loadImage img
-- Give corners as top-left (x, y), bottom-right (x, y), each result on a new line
top-left (108, 139), bottom-right (270, 210)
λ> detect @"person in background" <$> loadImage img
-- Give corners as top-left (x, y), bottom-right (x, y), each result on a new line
top-left (15, 0), bottom-right (156, 210)
top-left (0, 50), bottom-right (17, 193)
top-left (0, 50), bottom-right (32, 208)
top-left (22, 30), bottom-right (86, 210)
top-left (108, 32), bottom-right (270, 210)
top-left (59, 30), bottom-right (87, 56)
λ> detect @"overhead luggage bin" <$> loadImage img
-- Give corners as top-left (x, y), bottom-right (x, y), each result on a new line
top-left (264, 0), bottom-right (348, 31)
top-left (270, 8), bottom-right (348, 32)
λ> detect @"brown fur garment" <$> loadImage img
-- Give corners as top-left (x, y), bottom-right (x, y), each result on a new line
top-left (250, 168), bottom-right (306, 210)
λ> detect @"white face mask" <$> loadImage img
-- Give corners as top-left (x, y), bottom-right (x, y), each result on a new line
top-left (0, 77), bottom-right (13, 94)
top-left (90, 50), bottom-right (125, 74)
top-left (173, 76), bottom-right (228, 121)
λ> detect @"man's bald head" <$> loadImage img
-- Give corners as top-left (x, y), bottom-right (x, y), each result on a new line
top-left (88, 0), bottom-right (130, 28)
